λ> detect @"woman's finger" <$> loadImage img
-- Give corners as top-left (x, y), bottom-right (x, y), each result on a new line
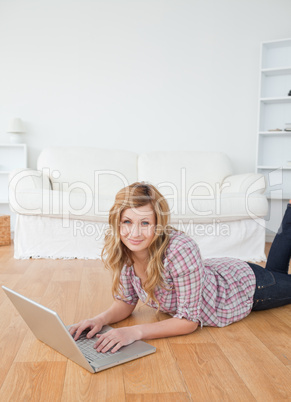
top-left (87, 326), bottom-right (99, 338)
top-left (97, 338), bottom-right (117, 353)
top-left (111, 342), bottom-right (123, 353)
top-left (94, 334), bottom-right (111, 350)
top-left (73, 325), bottom-right (86, 340)
top-left (68, 324), bottom-right (78, 335)
top-left (94, 333), bottom-right (115, 351)
top-left (72, 321), bottom-right (93, 340)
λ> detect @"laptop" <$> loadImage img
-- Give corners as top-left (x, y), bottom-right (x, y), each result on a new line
top-left (2, 286), bottom-right (156, 373)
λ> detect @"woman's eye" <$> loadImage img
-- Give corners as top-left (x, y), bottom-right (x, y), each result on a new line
top-left (122, 220), bottom-right (131, 224)
top-left (141, 221), bottom-right (149, 226)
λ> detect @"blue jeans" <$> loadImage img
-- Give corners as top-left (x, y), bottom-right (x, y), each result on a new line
top-left (248, 203), bottom-right (291, 311)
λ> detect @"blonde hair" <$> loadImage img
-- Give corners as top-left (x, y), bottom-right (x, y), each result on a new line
top-left (101, 182), bottom-right (173, 307)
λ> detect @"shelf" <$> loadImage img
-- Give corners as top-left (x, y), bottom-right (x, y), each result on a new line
top-left (260, 96), bottom-right (291, 104)
top-left (265, 193), bottom-right (290, 200)
top-left (261, 67), bottom-right (291, 76)
top-left (259, 131), bottom-right (291, 136)
top-left (257, 166), bottom-right (291, 170)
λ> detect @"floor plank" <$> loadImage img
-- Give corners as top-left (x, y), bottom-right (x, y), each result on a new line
top-left (123, 338), bottom-right (187, 395)
top-left (126, 393), bottom-right (190, 401)
top-left (244, 309), bottom-right (291, 366)
top-left (170, 343), bottom-right (256, 401)
top-left (0, 305), bottom-right (28, 388)
top-left (0, 362), bottom-right (67, 402)
top-left (61, 360), bottom-right (126, 402)
top-left (209, 321), bottom-right (291, 401)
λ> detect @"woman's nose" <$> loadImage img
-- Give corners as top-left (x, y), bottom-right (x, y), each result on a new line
top-left (130, 223), bottom-right (141, 237)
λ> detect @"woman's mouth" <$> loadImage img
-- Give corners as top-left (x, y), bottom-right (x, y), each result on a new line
top-left (127, 239), bottom-right (143, 245)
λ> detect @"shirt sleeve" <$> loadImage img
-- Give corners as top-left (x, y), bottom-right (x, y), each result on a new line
top-left (167, 243), bottom-right (205, 323)
top-left (114, 266), bottom-right (139, 306)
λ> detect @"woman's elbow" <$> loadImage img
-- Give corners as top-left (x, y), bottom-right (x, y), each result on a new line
top-left (180, 319), bottom-right (199, 334)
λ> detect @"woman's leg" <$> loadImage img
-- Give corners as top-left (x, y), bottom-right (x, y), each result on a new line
top-left (247, 202), bottom-right (291, 311)
top-left (265, 203), bottom-right (291, 274)
top-left (248, 263), bottom-right (291, 311)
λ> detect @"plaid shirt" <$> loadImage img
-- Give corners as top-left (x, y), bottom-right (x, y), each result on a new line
top-left (115, 230), bottom-right (256, 327)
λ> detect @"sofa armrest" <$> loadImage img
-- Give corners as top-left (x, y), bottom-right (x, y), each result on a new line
top-left (221, 173), bottom-right (266, 194)
top-left (9, 169), bottom-right (51, 192)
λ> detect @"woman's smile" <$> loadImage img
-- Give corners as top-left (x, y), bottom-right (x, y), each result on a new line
top-left (127, 238), bottom-right (144, 245)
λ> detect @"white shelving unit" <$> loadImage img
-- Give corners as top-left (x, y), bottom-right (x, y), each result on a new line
top-left (0, 144), bottom-right (27, 232)
top-left (256, 38), bottom-right (291, 240)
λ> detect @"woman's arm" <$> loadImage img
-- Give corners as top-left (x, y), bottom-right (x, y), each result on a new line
top-left (69, 299), bottom-right (136, 340)
top-left (94, 317), bottom-right (198, 353)
top-left (136, 317), bottom-right (198, 340)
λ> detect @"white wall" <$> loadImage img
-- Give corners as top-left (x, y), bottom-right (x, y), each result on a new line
top-left (1, 0), bottom-right (291, 173)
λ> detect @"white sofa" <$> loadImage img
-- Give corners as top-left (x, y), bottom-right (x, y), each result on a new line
top-left (9, 147), bottom-right (268, 261)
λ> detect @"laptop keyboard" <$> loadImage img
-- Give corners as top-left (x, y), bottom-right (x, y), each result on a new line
top-left (75, 332), bottom-right (121, 362)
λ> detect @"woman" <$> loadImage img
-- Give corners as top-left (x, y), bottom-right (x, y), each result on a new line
top-left (69, 182), bottom-right (291, 353)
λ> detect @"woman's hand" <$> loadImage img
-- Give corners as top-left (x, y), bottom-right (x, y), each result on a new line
top-left (94, 326), bottom-right (142, 353)
top-left (69, 317), bottom-right (103, 341)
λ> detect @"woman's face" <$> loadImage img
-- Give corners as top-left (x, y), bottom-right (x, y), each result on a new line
top-left (120, 204), bottom-right (156, 257)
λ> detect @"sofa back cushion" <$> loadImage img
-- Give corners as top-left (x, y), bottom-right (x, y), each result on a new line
top-left (138, 151), bottom-right (233, 196)
top-left (37, 147), bottom-right (138, 198)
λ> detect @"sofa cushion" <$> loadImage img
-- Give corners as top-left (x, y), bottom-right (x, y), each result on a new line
top-left (10, 189), bottom-right (112, 222)
top-left (37, 147), bottom-right (138, 198)
top-left (138, 151), bottom-right (233, 196)
top-left (168, 193), bottom-right (268, 223)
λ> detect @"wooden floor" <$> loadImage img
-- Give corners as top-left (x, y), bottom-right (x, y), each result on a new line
top-left (0, 243), bottom-right (291, 402)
